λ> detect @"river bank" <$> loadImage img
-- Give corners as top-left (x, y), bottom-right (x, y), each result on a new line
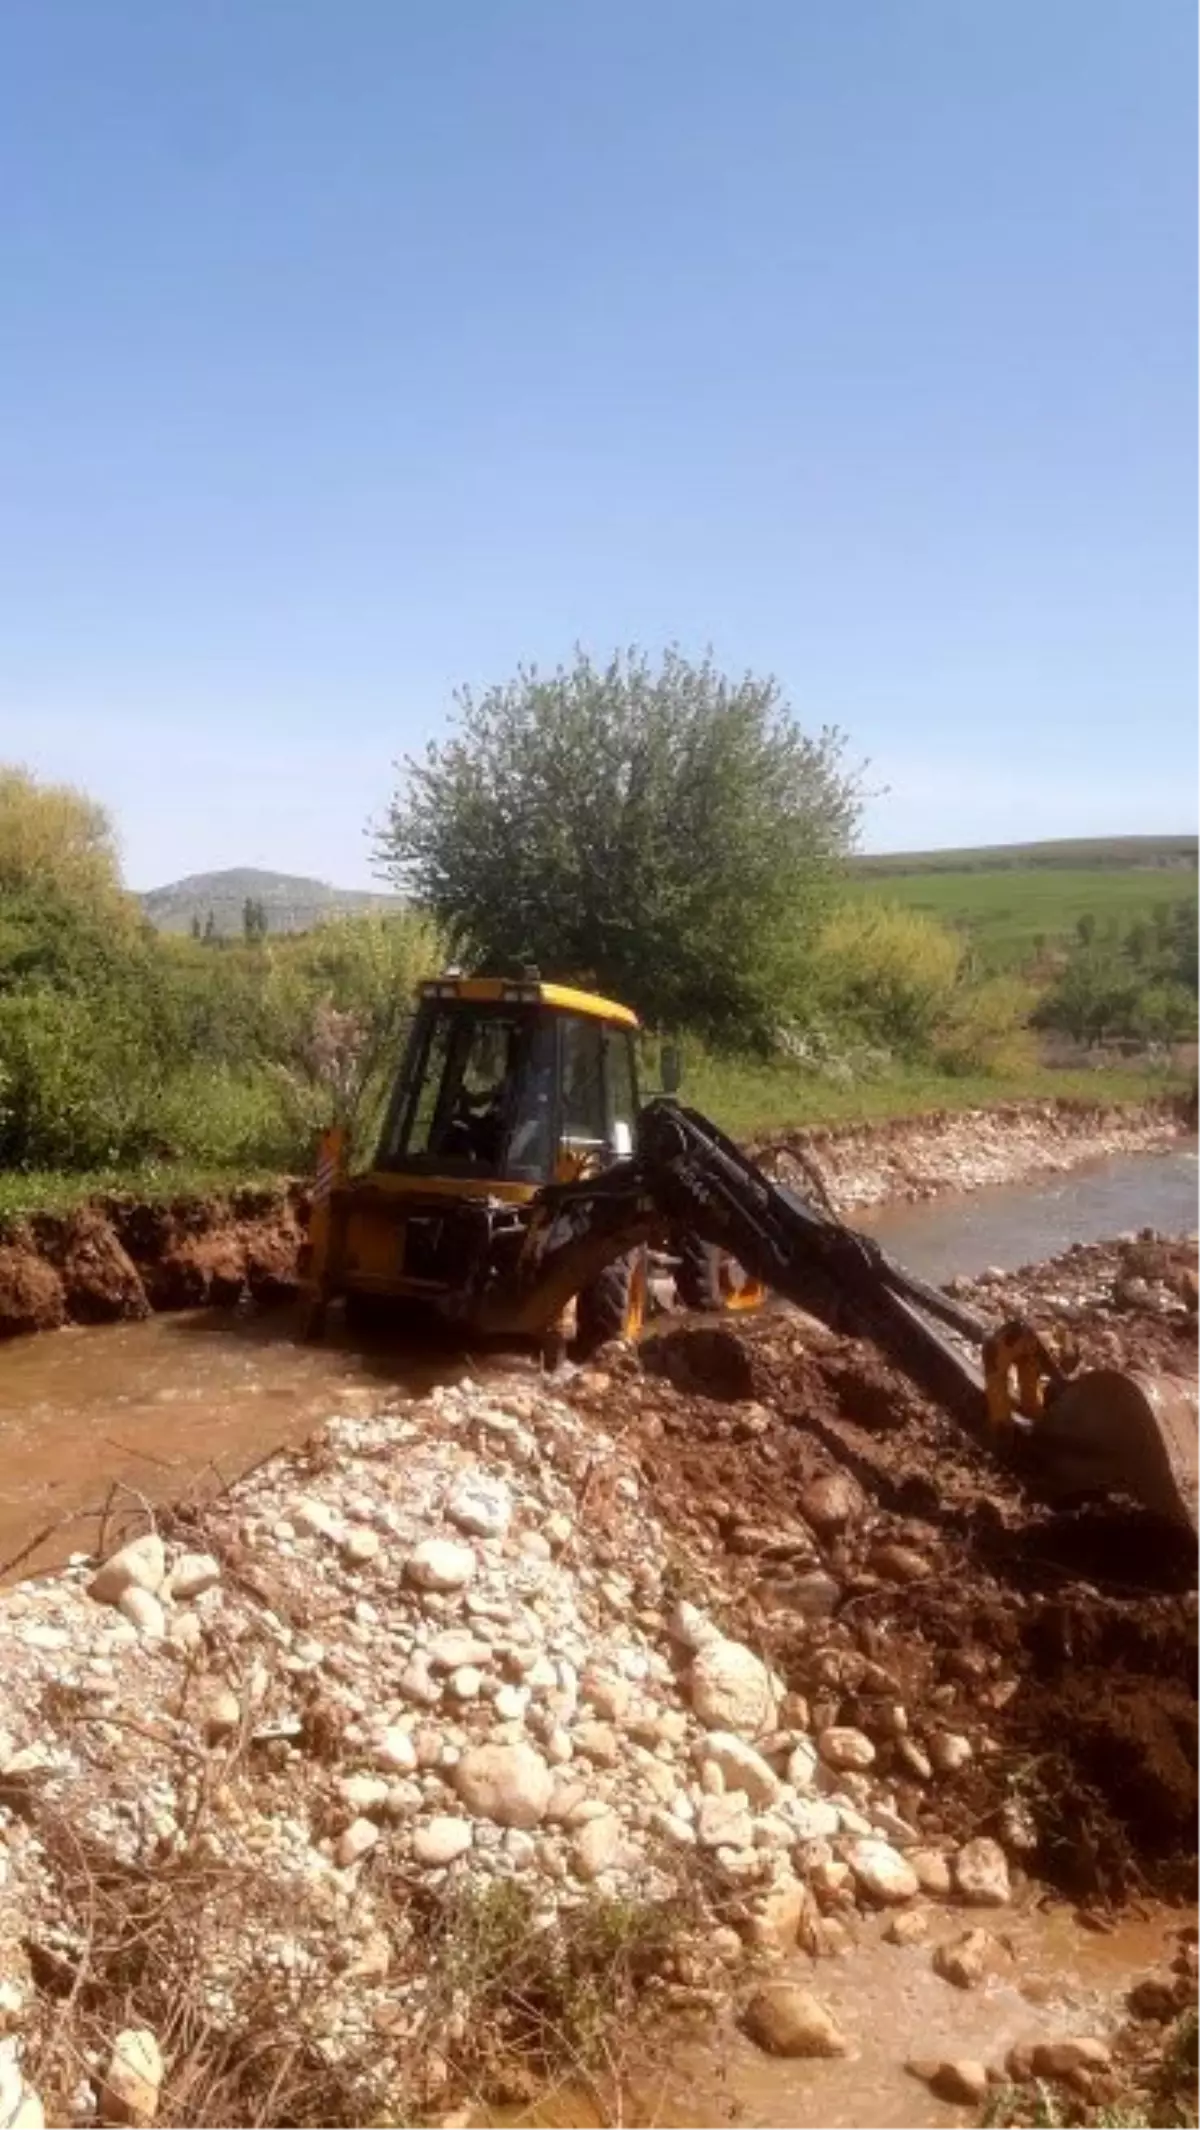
top-left (0, 1240), bottom-right (1193, 2128)
top-left (0, 1095), bottom-right (1191, 1342)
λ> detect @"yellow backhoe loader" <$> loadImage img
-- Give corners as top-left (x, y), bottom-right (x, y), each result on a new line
top-left (304, 969), bottom-right (1197, 1533)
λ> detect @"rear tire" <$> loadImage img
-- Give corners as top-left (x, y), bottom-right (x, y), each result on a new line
top-left (575, 1248), bottom-right (648, 1358)
top-left (675, 1233), bottom-right (764, 1314)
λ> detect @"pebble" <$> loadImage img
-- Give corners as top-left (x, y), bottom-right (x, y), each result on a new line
top-left (689, 1636), bottom-right (776, 1737)
top-left (338, 1774), bottom-right (390, 1817)
top-left (933, 1927), bottom-right (1005, 1991)
top-left (371, 1726), bottom-right (418, 1775)
top-left (844, 1837), bottom-right (919, 1905)
top-left (166, 1552), bottom-right (221, 1602)
top-left (101, 2028), bottom-right (165, 2127)
top-left (445, 1476), bottom-right (511, 1539)
top-left (454, 1743), bottom-right (553, 1828)
top-left (202, 1688), bottom-right (241, 1742)
top-left (1030, 2039), bottom-right (1113, 2080)
top-left (797, 1472), bottom-right (862, 1533)
top-left (869, 1543), bottom-right (932, 1584)
top-left (909, 1848), bottom-right (953, 1896)
top-left (89, 1534), bottom-right (166, 1606)
top-left (953, 1836), bottom-right (1011, 1907)
top-left (741, 1985), bottom-right (849, 2059)
top-left (907, 2058), bottom-right (990, 2106)
top-left (928, 1732), bottom-right (973, 1775)
top-left (744, 1874), bottom-right (809, 1951)
top-left (335, 1818), bottom-right (381, 1868)
top-left (786, 1738), bottom-right (819, 1791)
top-left (341, 1527), bottom-right (381, 1566)
top-left (697, 1792), bottom-right (754, 1851)
top-left (117, 1586), bottom-right (166, 1638)
top-left (817, 1725), bottom-right (875, 1772)
top-left (700, 1732), bottom-right (780, 1807)
top-left (406, 1539), bottom-right (476, 1592)
top-left (884, 1908), bottom-right (929, 1945)
top-left (572, 1812), bottom-right (622, 1881)
top-left (572, 1722), bottom-right (619, 1766)
top-left (413, 1816), bottom-right (473, 1866)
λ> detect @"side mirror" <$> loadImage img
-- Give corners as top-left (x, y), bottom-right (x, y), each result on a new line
top-left (660, 1042), bottom-right (682, 1095)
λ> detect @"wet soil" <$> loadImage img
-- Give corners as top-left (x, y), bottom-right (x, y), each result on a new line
top-left (623, 1278), bottom-right (1198, 1906)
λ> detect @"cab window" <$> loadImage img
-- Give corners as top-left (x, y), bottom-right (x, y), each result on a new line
top-left (559, 1015), bottom-right (607, 1152)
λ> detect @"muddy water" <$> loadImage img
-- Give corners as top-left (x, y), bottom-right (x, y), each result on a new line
top-left (0, 1306), bottom-right (458, 1581)
top-left (860, 1141), bottom-right (1198, 1285)
top-left (482, 1904), bottom-right (1180, 2129)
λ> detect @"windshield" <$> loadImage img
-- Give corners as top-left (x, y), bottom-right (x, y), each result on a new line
top-left (376, 1003), bottom-right (556, 1182)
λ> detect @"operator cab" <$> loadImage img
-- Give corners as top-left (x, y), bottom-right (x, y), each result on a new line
top-left (374, 970), bottom-right (641, 1188)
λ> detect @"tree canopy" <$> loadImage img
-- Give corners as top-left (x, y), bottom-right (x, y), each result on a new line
top-left (376, 647), bottom-right (864, 1040)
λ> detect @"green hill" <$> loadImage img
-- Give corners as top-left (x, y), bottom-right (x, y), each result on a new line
top-left (851, 837), bottom-right (1198, 969)
top-left (140, 867), bottom-right (401, 937)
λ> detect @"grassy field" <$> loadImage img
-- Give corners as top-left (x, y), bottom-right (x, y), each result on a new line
top-left (855, 833), bottom-right (1197, 875)
top-left (852, 862), bottom-right (1198, 970)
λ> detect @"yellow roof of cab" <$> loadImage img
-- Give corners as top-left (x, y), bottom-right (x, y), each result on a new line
top-left (420, 975), bottom-right (639, 1030)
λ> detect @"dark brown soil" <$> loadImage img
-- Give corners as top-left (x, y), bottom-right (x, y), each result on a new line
top-left (617, 1280), bottom-right (1198, 1905)
top-left (0, 1189), bottom-right (307, 1339)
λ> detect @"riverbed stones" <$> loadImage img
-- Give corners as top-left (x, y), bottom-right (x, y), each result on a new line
top-left (869, 1543), bottom-right (932, 1584)
top-left (406, 1539), bottom-right (476, 1593)
top-left (741, 1985), bottom-right (849, 2059)
top-left (817, 1725), bottom-right (875, 1772)
top-left (371, 1725), bottom-right (418, 1775)
top-left (445, 1475), bottom-right (511, 1539)
top-left (689, 1635), bottom-right (777, 1737)
top-left (453, 1742), bottom-right (553, 1827)
top-left (844, 1837), bottom-right (919, 1905)
top-left (933, 1927), bottom-right (1006, 1990)
top-left (102, 2028), bottom-right (166, 2127)
top-left (117, 1586), bottom-right (166, 1638)
top-left (697, 1791), bottom-right (754, 1851)
top-left (202, 1687), bottom-right (241, 1743)
top-left (1029, 2038), bottom-right (1113, 2080)
top-left (89, 1533), bottom-right (166, 1606)
top-left (413, 1816), bottom-right (473, 1867)
top-left (572, 1811), bottom-right (622, 1882)
top-left (797, 1471), bottom-right (862, 1534)
top-left (953, 1836), bottom-right (1011, 1906)
top-left (700, 1732), bottom-right (780, 1806)
top-left (335, 1817), bottom-right (380, 1868)
top-left (907, 2058), bottom-right (990, 2106)
top-left (165, 1552), bottom-right (221, 1602)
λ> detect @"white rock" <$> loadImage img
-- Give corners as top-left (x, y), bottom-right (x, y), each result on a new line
top-left (450, 1666), bottom-right (483, 1701)
top-left (397, 1658), bottom-right (441, 1707)
top-left (89, 1533), bottom-right (166, 1606)
top-left (342, 1527), bottom-right (381, 1566)
top-left (690, 1637), bottom-right (776, 1737)
top-left (406, 1539), bottom-right (476, 1592)
top-left (844, 1837), bottom-right (919, 1905)
top-left (428, 1630), bottom-right (492, 1670)
top-left (953, 1837), bottom-right (1011, 1907)
top-left (168, 1612), bottom-right (202, 1654)
top-left (573, 1811), bottom-right (622, 1881)
top-left (445, 1476), bottom-right (511, 1538)
top-left (335, 1817), bottom-right (380, 1868)
top-left (697, 1791), bottom-right (755, 1850)
top-left (117, 1587), bottom-right (166, 1638)
top-left (166, 1552), bottom-right (221, 1602)
top-left (413, 1816), bottom-right (473, 1866)
top-left (454, 1742), bottom-right (553, 1827)
top-left (701, 1732), bottom-right (781, 1806)
top-left (910, 1848), bottom-right (953, 1896)
top-left (781, 1796), bottom-right (841, 1843)
top-left (817, 1725), bottom-right (875, 1771)
top-left (371, 1726), bottom-right (418, 1775)
top-left (668, 1599), bottom-right (719, 1651)
top-left (786, 1738), bottom-right (819, 1792)
top-left (493, 1685), bottom-right (529, 1723)
top-left (338, 1774), bottom-right (390, 1816)
top-left (294, 1496), bottom-right (343, 1542)
top-left (579, 1667), bottom-right (631, 1721)
top-left (102, 2028), bottom-right (165, 2127)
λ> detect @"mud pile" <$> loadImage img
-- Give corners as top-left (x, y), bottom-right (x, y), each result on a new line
top-left (0, 1188), bottom-right (306, 1338)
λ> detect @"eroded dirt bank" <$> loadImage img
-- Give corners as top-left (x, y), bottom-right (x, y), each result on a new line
top-left (0, 1095), bottom-right (1190, 1341)
top-left (0, 1249), bottom-right (1193, 2127)
top-left (0, 1186), bottom-right (306, 1340)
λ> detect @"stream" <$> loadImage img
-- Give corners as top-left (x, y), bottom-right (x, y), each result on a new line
top-left (0, 1142), bottom-right (1194, 1584)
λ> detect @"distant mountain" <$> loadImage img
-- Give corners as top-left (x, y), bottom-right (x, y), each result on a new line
top-left (140, 867), bottom-right (402, 937)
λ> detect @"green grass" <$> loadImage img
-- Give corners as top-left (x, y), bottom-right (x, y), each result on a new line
top-left (852, 864), bottom-right (1198, 970)
top-left (855, 834), bottom-right (1197, 875)
top-left (0, 1162), bottom-right (282, 1225)
top-left (674, 1051), bottom-right (1182, 1140)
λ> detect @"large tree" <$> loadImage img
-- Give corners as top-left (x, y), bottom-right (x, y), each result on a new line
top-left (377, 647), bottom-right (863, 1041)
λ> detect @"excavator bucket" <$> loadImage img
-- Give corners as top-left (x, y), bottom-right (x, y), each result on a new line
top-left (1030, 1368), bottom-right (1199, 1533)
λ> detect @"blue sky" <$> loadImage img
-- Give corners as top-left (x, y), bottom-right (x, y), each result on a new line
top-left (1, 1), bottom-right (1194, 889)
